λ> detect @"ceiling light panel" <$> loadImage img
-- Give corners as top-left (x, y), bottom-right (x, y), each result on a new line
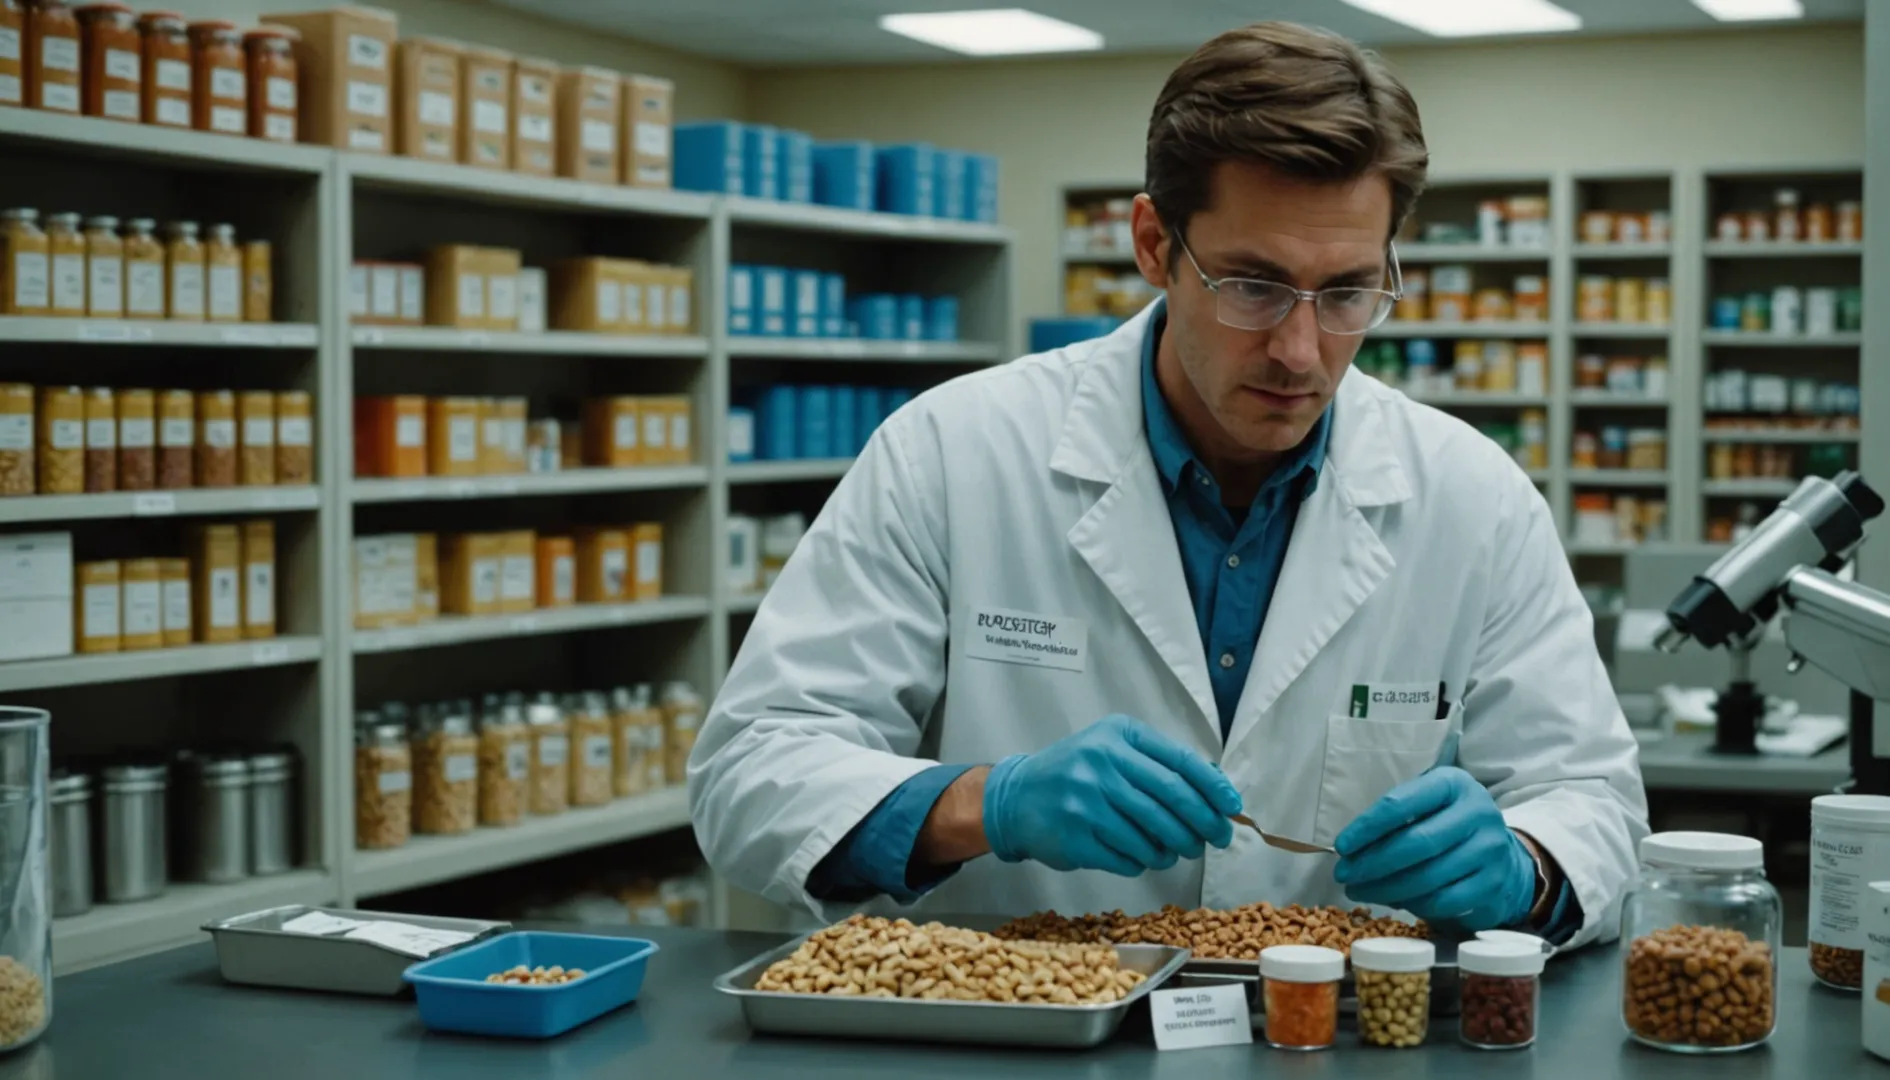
top-left (879, 8), bottom-right (1104, 56)
top-left (1691, 0), bottom-right (1806, 20)
top-left (1337, 0), bottom-right (1582, 37)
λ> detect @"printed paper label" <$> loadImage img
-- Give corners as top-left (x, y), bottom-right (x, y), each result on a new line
top-left (602, 548), bottom-right (627, 597)
top-left (156, 96), bottom-right (190, 127)
top-left (103, 89), bottom-right (138, 120)
top-left (552, 556), bottom-right (574, 603)
top-left (268, 76), bottom-right (295, 111)
top-left (209, 567), bottom-right (239, 627)
top-left (265, 114), bottom-right (295, 142)
top-left (82, 583), bottom-right (119, 638)
top-left (488, 275), bottom-right (516, 321)
top-left (473, 99), bottom-right (506, 135)
top-left (51, 254), bottom-right (83, 312)
top-left (156, 58), bottom-right (189, 91)
top-left (1150, 985), bottom-right (1253, 1051)
top-left (124, 580), bottom-right (160, 636)
top-left (12, 252), bottom-right (47, 310)
top-left (376, 770), bottom-right (410, 794)
top-left (210, 68), bottom-right (244, 100)
top-left (42, 37), bottom-right (78, 73)
top-left (163, 578), bottom-right (190, 632)
top-left (0, 28), bottom-right (18, 63)
top-left (349, 35), bottom-right (388, 70)
top-left (209, 265), bottom-right (241, 319)
top-left (211, 105), bottom-right (244, 134)
top-left (456, 273), bottom-right (484, 318)
top-left (160, 418), bottom-right (193, 448)
top-left (203, 419), bottom-right (236, 450)
top-left (418, 89), bottom-right (454, 127)
top-left (506, 742), bottom-right (529, 779)
top-left (636, 541), bottom-right (660, 585)
top-left (581, 118), bottom-right (613, 153)
top-left (119, 417), bottom-right (154, 449)
top-left (0, 416), bottom-right (32, 452)
top-left (278, 417), bottom-right (311, 447)
top-left (171, 264), bottom-right (204, 318)
top-left (518, 113), bottom-right (552, 143)
top-left (281, 912), bottom-right (365, 936)
top-left (88, 255), bottom-right (122, 315)
top-left (597, 279), bottom-right (619, 323)
top-left (963, 605), bottom-right (1088, 674)
top-left (612, 412), bottom-right (638, 453)
top-left (538, 734), bottom-right (568, 767)
top-left (445, 754), bottom-right (477, 783)
top-left (584, 735), bottom-right (612, 768)
top-left (348, 80), bottom-right (387, 118)
top-left (40, 81), bottom-right (78, 112)
top-left (501, 555), bottom-right (532, 602)
top-left (396, 414), bottom-right (424, 448)
top-left (87, 418), bottom-right (115, 449)
top-left (244, 417), bottom-right (273, 447)
top-left (448, 416), bottom-right (477, 462)
top-left (49, 420), bottom-right (82, 451)
top-left (472, 557), bottom-right (499, 605)
top-left (128, 261), bottom-right (164, 315)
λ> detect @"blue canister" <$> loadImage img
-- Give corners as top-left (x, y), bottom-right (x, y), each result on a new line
top-left (898, 295), bottom-right (925, 340)
top-left (814, 141), bottom-right (876, 211)
top-left (727, 407), bottom-right (757, 462)
top-left (1711, 296), bottom-right (1742, 330)
top-left (757, 267), bottom-right (789, 337)
top-left (673, 122), bottom-right (744, 195)
top-left (965, 153), bottom-right (1000, 222)
top-left (876, 144), bottom-right (937, 215)
top-left (727, 265), bottom-right (756, 336)
top-left (852, 295), bottom-right (899, 340)
top-left (1602, 425), bottom-right (1628, 464)
top-left (758, 386), bottom-right (799, 460)
top-left (925, 296), bottom-right (960, 342)
top-left (778, 130), bottom-right (814, 202)
top-left (798, 386), bottom-right (834, 459)
top-left (1404, 338), bottom-right (1438, 376)
top-left (932, 149), bottom-right (967, 220)
top-left (821, 274), bottom-right (846, 338)
top-left (856, 388), bottom-right (884, 443)
top-left (831, 386), bottom-right (858, 457)
top-left (742, 124), bottom-right (780, 199)
top-left (791, 270), bottom-right (823, 338)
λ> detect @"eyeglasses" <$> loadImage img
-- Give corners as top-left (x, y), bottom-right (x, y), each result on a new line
top-left (1174, 233), bottom-right (1403, 335)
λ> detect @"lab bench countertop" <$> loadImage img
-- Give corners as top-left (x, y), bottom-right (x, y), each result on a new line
top-left (2, 925), bottom-right (1878, 1079)
top-left (1634, 729), bottom-right (1851, 794)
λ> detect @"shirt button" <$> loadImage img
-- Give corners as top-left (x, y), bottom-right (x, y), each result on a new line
top-left (1226, 554), bottom-right (1240, 568)
top-left (1199, 475), bottom-right (1211, 487)
top-left (1219, 652), bottom-right (1236, 669)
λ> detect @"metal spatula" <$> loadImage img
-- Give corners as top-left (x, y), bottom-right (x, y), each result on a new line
top-left (1230, 814), bottom-right (1335, 855)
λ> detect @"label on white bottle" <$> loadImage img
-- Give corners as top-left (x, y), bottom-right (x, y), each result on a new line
top-left (11, 252), bottom-right (48, 310)
top-left (127, 261), bottom-right (164, 316)
top-left (209, 264), bottom-right (241, 319)
top-left (88, 256), bottom-right (123, 316)
top-left (51, 254), bottom-right (83, 312)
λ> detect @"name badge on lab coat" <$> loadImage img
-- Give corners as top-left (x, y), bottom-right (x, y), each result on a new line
top-left (964, 605), bottom-right (1087, 674)
top-left (1348, 681), bottom-right (1442, 722)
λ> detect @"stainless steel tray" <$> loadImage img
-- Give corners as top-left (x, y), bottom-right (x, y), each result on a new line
top-left (715, 935), bottom-right (1191, 1048)
top-left (202, 905), bottom-right (510, 996)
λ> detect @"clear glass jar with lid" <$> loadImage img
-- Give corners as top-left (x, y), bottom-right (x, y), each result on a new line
top-left (1621, 831), bottom-right (1780, 1053)
top-left (476, 696), bottom-right (528, 827)
top-left (567, 690), bottom-right (613, 807)
top-left (526, 694), bottom-right (569, 816)
top-left (0, 708), bottom-right (51, 1051)
top-left (1809, 794), bottom-right (1890, 989)
top-left (353, 710), bottom-right (410, 850)
top-left (412, 701), bottom-right (476, 835)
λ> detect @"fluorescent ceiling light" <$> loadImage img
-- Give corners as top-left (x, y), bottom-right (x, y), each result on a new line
top-left (879, 9), bottom-right (1103, 56)
top-left (1337, 0), bottom-right (1581, 37)
top-left (1691, 0), bottom-right (1805, 20)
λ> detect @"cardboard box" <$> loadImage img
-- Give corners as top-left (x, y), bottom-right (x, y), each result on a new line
top-left (355, 395), bottom-right (427, 477)
top-left (262, 6), bottom-right (398, 153)
top-left (511, 56), bottom-right (558, 177)
top-left (120, 558), bottom-right (163, 651)
top-left (398, 264), bottom-right (425, 325)
top-left (460, 45), bottom-right (512, 170)
top-left (159, 556), bottom-right (190, 646)
top-left (192, 524), bottom-right (243, 643)
top-left (428, 397), bottom-right (481, 477)
top-left (352, 534), bottom-right (416, 629)
top-left (498, 529), bottom-right (535, 613)
top-left (241, 519), bottom-right (276, 640)
top-left (535, 535), bottom-right (574, 607)
top-left (517, 267), bottom-right (547, 332)
top-left (551, 257), bottom-right (625, 332)
top-left (368, 262), bottom-right (399, 324)
top-left (414, 532), bottom-right (438, 621)
top-left (622, 74), bottom-right (672, 189)
top-left (574, 527), bottom-right (628, 603)
top-left (482, 248), bottom-right (522, 332)
top-left (426, 244), bottom-right (484, 328)
top-left (582, 396), bottom-right (640, 468)
top-left (557, 66), bottom-right (619, 183)
top-left (630, 522), bottom-right (663, 601)
top-left (441, 532), bottom-right (502, 616)
top-left (499, 396), bottom-right (528, 473)
top-left (0, 532), bottom-right (74, 661)
top-left (76, 560), bottom-right (121, 654)
top-left (396, 36), bottom-right (460, 162)
top-left (478, 398), bottom-right (505, 476)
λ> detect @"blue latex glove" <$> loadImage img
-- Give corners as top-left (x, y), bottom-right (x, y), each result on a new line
top-left (1332, 767), bottom-right (1536, 932)
top-left (983, 714), bottom-right (1242, 877)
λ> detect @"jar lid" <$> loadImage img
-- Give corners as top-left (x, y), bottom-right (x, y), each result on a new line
top-left (1, 208), bottom-right (39, 222)
top-left (75, 3), bottom-right (137, 15)
top-left (85, 216), bottom-right (119, 230)
top-left (49, 769), bottom-right (90, 798)
top-left (1258, 944), bottom-right (1344, 983)
top-left (1474, 929), bottom-right (1554, 956)
top-left (1639, 830), bottom-right (1764, 871)
top-left (243, 26), bottom-right (299, 42)
top-left (102, 762), bottom-right (169, 785)
top-left (1457, 941), bottom-right (1545, 978)
top-left (527, 702), bottom-right (565, 726)
top-left (126, 217), bottom-right (155, 231)
top-left (46, 212), bottom-right (80, 228)
top-left (248, 748), bottom-right (295, 773)
top-left (188, 19), bottom-right (239, 31)
top-left (1350, 938), bottom-right (1434, 973)
top-left (1811, 794), bottom-right (1890, 829)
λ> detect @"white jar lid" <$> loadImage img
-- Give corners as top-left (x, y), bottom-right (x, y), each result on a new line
top-left (1259, 944), bottom-right (1344, 983)
top-left (1639, 830), bottom-right (1764, 871)
top-left (1457, 940), bottom-right (1546, 978)
top-left (1350, 937), bottom-right (1435, 973)
top-left (1476, 929), bottom-right (1554, 955)
top-left (1812, 794), bottom-right (1890, 830)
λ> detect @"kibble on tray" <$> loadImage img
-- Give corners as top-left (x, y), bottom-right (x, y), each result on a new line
top-left (755, 915), bottom-right (1147, 1004)
top-left (994, 903), bottom-right (1429, 960)
top-left (487, 965), bottom-right (586, 986)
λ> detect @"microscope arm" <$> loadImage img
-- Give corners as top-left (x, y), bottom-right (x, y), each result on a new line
top-left (1781, 567), bottom-right (1890, 704)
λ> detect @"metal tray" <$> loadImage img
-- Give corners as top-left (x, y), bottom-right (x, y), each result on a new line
top-left (202, 905), bottom-right (510, 996)
top-left (715, 935), bottom-right (1191, 1048)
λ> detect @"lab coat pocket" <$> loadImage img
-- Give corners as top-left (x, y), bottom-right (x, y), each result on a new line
top-left (1313, 712), bottom-right (1452, 847)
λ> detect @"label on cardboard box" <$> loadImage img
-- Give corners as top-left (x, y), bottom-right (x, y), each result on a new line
top-left (671, 414), bottom-right (690, 455)
top-left (457, 273), bottom-right (484, 318)
top-left (519, 113), bottom-right (552, 144)
top-left (636, 540), bottom-right (660, 586)
top-left (419, 90), bottom-right (454, 127)
top-left (643, 413), bottom-right (666, 451)
top-left (581, 118), bottom-right (613, 153)
top-left (501, 555), bottom-right (532, 602)
top-left (597, 279), bottom-right (619, 324)
top-left (348, 80), bottom-right (387, 119)
top-left (613, 414), bottom-right (638, 454)
top-left (396, 414), bottom-right (424, 448)
top-left (448, 416), bottom-right (477, 462)
top-left (489, 275), bottom-right (517, 322)
top-left (247, 562), bottom-right (273, 626)
top-left (602, 548), bottom-right (627, 597)
top-left (648, 284), bottom-right (669, 331)
top-left (636, 122), bottom-right (669, 158)
top-left (371, 267), bottom-right (398, 317)
top-left (209, 567), bottom-right (239, 629)
top-left (400, 268), bottom-right (424, 323)
top-left (472, 556), bottom-right (499, 607)
top-left (473, 99), bottom-right (506, 135)
top-left (349, 34), bottom-right (387, 71)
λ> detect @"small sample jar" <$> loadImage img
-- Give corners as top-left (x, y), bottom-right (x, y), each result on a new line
top-left (194, 388), bottom-right (235, 487)
top-left (164, 220), bottom-right (203, 321)
top-left (353, 715), bottom-right (411, 850)
top-left (0, 3), bottom-right (21, 107)
top-left (1259, 944), bottom-right (1342, 1051)
top-left (1458, 940), bottom-right (1543, 1049)
top-left (81, 385), bottom-right (113, 491)
top-left (236, 388), bottom-right (272, 486)
top-left (42, 210), bottom-right (83, 317)
top-left (204, 222), bottom-right (241, 322)
top-left (120, 217), bottom-right (163, 318)
top-left (242, 27), bottom-right (295, 142)
top-left (74, 2), bottom-right (137, 121)
top-left (0, 383), bottom-right (34, 497)
top-left (0, 208), bottom-right (49, 316)
top-left (25, 0), bottom-right (80, 113)
top-left (661, 680), bottom-right (703, 785)
top-left (242, 239), bottom-right (271, 322)
top-left (82, 215), bottom-right (120, 318)
top-left (567, 691), bottom-right (614, 807)
top-left (137, 9), bottom-right (188, 127)
top-left (1809, 795), bottom-right (1890, 990)
top-left (1352, 937), bottom-right (1435, 1048)
top-left (186, 19), bottom-right (242, 135)
top-left (527, 696), bottom-right (569, 816)
top-left (274, 389), bottom-right (311, 484)
top-left (36, 384), bottom-right (81, 494)
top-left (157, 556), bottom-right (188, 644)
top-left (1621, 831), bottom-right (1780, 1053)
top-left (476, 699), bottom-right (528, 827)
top-left (412, 704), bottom-right (477, 835)
top-left (156, 387), bottom-right (192, 488)
top-left (610, 684), bottom-right (651, 797)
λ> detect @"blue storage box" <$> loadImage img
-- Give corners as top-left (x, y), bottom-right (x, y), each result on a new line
top-left (821, 273), bottom-right (846, 338)
top-left (778, 130), bottom-right (814, 202)
top-left (403, 932), bottom-right (659, 1040)
top-left (856, 388), bottom-right (883, 442)
top-left (757, 267), bottom-right (789, 337)
top-left (727, 406), bottom-right (757, 462)
top-left (852, 295), bottom-right (899, 340)
top-left (925, 296), bottom-right (960, 342)
top-left (898, 294), bottom-right (925, 341)
top-left (799, 385), bottom-right (834, 459)
top-left (965, 153), bottom-right (1000, 222)
top-left (742, 124), bottom-right (779, 199)
top-left (728, 265), bottom-right (756, 336)
top-left (876, 143), bottom-right (936, 216)
top-left (883, 388), bottom-right (914, 425)
top-left (814, 141), bottom-right (876, 211)
top-left (791, 270), bottom-right (823, 338)
top-left (1029, 315), bottom-right (1120, 353)
top-left (933, 149), bottom-right (967, 221)
top-left (758, 385), bottom-right (799, 460)
top-left (831, 385), bottom-right (858, 457)
top-left (673, 122), bottom-right (744, 195)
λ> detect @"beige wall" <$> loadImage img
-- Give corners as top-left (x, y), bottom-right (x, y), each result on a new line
top-left (745, 25), bottom-right (1865, 341)
top-left (166, 0), bottom-right (747, 119)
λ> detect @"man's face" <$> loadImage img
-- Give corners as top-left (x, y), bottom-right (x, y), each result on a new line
top-left (1132, 161), bottom-right (1393, 457)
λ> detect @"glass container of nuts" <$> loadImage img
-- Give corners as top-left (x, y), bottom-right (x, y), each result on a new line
top-left (1352, 937), bottom-right (1435, 1048)
top-left (567, 691), bottom-right (613, 807)
top-left (353, 712), bottom-right (411, 850)
top-left (526, 694), bottom-right (569, 816)
top-left (1809, 794), bottom-right (1890, 990)
top-left (1258, 944), bottom-right (1342, 1051)
top-left (412, 702), bottom-right (477, 835)
top-left (1620, 831), bottom-right (1780, 1053)
top-left (1458, 940), bottom-right (1543, 1049)
top-left (476, 697), bottom-right (529, 827)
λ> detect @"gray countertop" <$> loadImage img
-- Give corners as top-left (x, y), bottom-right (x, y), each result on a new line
top-left (1635, 730), bottom-right (1850, 794)
top-left (0, 925), bottom-right (1879, 1079)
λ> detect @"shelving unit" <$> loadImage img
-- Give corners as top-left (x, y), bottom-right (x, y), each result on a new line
top-left (352, 326), bottom-right (711, 357)
top-left (350, 468), bottom-right (708, 503)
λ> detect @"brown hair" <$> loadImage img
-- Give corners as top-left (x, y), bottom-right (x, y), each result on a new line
top-left (1146, 22), bottom-right (1429, 256)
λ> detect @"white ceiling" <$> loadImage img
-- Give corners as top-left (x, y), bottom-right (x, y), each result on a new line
top-left (486, 0), bottom-right (1864, 67)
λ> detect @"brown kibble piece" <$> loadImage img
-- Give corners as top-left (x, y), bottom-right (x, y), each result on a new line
top-left (1809, 941), bottom-right (1862, 989)
top-left (991, 903), bottom-right (1427, 960)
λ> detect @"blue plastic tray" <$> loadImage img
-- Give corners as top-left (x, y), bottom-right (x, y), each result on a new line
top-left (402, 931), bottom-right (659, 1038)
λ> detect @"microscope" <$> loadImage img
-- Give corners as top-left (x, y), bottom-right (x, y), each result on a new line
top-left (1655, 471), bottom-right (1890, 796)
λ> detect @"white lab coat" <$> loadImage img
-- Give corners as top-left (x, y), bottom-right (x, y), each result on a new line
top-left (690, 304), bottom-right (1649, 948)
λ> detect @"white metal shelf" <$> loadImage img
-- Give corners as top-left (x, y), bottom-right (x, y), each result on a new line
top-left (1568, 469), bottom-right (1671, 488)
top-left (351, 597), bottom-right (712, 654)
top-left (727, 338), bottom-right (1003, 363)
top-left (727, 458), bottom-right (855, 484)
top-left (1701, 428), bottom-right (1862, 444)
top-left (1375, 321), bottom-right (1551, 339)
top-left (1700, 330), bottom-right (1863, 348)
top-left (1405, 391), bottom-right (1549, 408)
top-left (0, 317), bottom-right (319, 348)
top-left (1702, 478), bottom-right (1803, 498)
top-left (0, 104), bottom-right (330, 175)
top-left (1569, 391), bottom-right (1670, 408)
top-left (726, 592), bottom-right (766, 615)
top-left (726, 195), bottom-right (1011, 244)
top-left (1703, 240), bottom-right (1864, 258)
top-left (351, 468), bottom-right (708, 504)
top-left (1572, 242), bottom-right (1673, 259)
top-left (348, 788), bottom-right (692, 898)
top-left (1394, 243), bottom-right (1552, 262)
top-left (1564, 540), bottom-right (1641, 557)
top-left (53, 869), bottom-right (336, 975)
top-left (342, 152), bottom-right (714, 219)
top-left (0, 486), bottom-right (319, 524)
top-left (1571, 322), bottom-right (1672, 339)
top-left (0, 636), bottom-right (321, 693)
top-left (351, 325), bottom-right (709, 357)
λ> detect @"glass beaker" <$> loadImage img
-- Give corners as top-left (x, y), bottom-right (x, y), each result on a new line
top-left (0, 707), bottom-right (51, 1051)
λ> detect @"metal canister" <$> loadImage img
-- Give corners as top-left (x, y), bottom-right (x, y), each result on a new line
top-left (247, 748), bottom-right (296, 876)
top-left (1600, 425), bottom-right (1629, 470)
top-left (1711, 296), bottom-right (1742, 330)
top-left (50, 769), bottom-right (92, 918)
top-left (1771, 286), bottom-right (1803, 335)
top-left (98, 762), bottom-right (168, 903)
top-left (173, 752), bottom-right (250, 885)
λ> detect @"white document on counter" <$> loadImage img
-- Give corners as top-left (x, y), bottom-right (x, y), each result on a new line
top-left (344, 921), bottom-right (477, 958)
top-left (279, 912), bottom-right (369, 936)
top-left (1149, 984), bottom-right (1253, 1051)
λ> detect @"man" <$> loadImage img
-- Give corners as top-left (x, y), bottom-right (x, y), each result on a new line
top-left (691, 21), bottom-right (1647, 947)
